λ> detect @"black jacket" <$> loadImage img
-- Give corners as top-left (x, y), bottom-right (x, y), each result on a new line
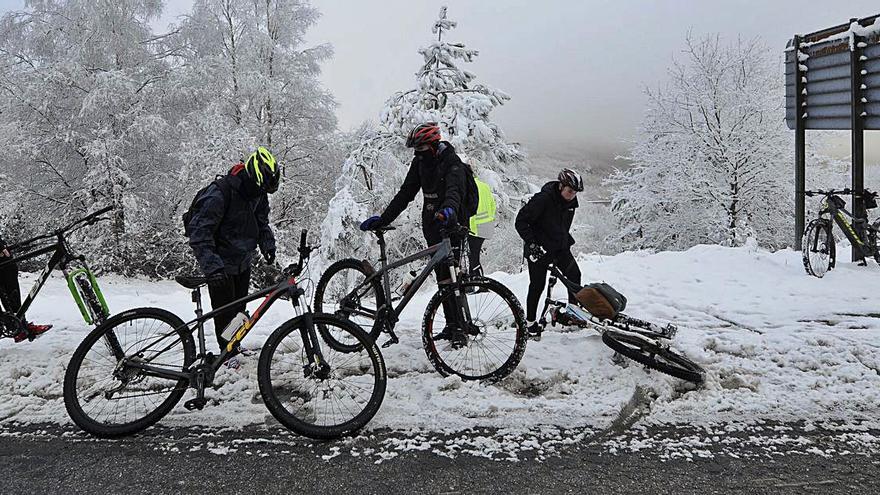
top-left (0, 232), bottom-right (5, 251)
top-left (515, 181), bottom-right (578, 254)
top-left (379, 141), bottom-right (468, 243)
top-left (187, 166), bottom-right (275, 275)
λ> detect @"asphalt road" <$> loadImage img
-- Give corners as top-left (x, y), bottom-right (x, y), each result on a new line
top-left (1, 422), bottom-right (877, 494)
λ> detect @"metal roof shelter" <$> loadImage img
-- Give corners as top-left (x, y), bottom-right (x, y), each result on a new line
top-left (785, 14), bottom-right (880, 255)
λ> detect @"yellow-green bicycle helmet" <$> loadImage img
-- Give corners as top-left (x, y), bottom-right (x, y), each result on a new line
top-left (245, 146), bottom-right (281, 194)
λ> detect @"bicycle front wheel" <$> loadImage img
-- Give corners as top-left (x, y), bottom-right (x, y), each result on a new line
top-left (602, 330), bottom-right (704, 384)
top-left (258, 313), bottom-right (387, 440)
top-left (422, 278), bottom-right (527, 382)
top-left (802, 218), bottom-right (835, 278)
top-left (63, 308), bottom-right (195, 438)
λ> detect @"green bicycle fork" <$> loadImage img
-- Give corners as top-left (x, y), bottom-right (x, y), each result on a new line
top-left (66, 268), bottom-right (110, 325)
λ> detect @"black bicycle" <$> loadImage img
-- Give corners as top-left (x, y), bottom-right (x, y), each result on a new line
top-left (802, 188), bottom-right (880, 278)
top-left (314, 225), bottom-right (527, 382)
top-left (536, 262), bottom-right (704, 384)
top-left (63, 230), bottom-right (386, 440)
top-left (0, 206), bottom-right (113, 340)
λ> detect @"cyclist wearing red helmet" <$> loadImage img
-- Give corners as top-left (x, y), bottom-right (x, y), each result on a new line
top-left (360, 122), bottom-right (470, 343)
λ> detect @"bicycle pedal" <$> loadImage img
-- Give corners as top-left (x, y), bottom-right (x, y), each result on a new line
top-left (381, 337), bottom-right (399, 348)
top-left (184, 398), bottom-right (208, 411)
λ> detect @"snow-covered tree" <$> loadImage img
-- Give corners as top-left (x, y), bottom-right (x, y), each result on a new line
top-left (322, 6), bottom-right (528, 270)
top-left (0, 0), bottom-right (174, 272)
top-left (0, 0), bottom-right (340, 276)
top-left (169, 0), bottom-right (339, 266)
top-left (608, 35), bottom-right (801, 251)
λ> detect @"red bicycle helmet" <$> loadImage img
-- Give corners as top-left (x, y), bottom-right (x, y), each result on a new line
top-left (405, 123), bottom-right (442, 148)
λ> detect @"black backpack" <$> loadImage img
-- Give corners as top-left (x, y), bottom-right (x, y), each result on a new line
top-left (460, 162), bottom-right (479, 220)
top-left (182, 176), bottom-right (233, 237)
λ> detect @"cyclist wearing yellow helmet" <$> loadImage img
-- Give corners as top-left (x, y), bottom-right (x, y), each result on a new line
top-left (185, 146), bottom-right (281, 364)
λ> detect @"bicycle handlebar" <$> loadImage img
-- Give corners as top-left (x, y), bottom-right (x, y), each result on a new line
top-left (5, 205), bottom-right (114, 250)
top-left (57, 205), bottom-right (114, 235)
top-left (804, 188), bottom-right (875, 198)
top-left (283, 229), bottom-right (318, 278)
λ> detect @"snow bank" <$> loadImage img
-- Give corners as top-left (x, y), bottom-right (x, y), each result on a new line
top-left (2, 244), bottom-right (880, 435)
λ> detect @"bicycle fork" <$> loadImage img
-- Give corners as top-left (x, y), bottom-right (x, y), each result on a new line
top-left (298, 312), bottom-right (331, 379)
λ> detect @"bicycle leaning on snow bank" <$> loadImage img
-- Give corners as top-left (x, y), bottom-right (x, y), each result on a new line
top-left (534, 260), bottom-right (705, 384)
top-left (0, 206), bottom-right (113, 341)
top-left (63, 230), bottom-right (387, 440)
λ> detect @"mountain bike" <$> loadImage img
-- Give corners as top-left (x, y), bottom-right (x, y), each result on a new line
top-left (536, 262), bottom-right (704, 384)
top-left (63, 230), bottom-right (386, 440)
top-left (314, 225), bottom-right (527, 382)
top-left (802, 188), bottom-right (880, 278)
top-left (0, 206), bottom-right (113, 341)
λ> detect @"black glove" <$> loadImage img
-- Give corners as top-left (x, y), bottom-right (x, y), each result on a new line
top-left (206, 270), bottom-right (228, 286)
top-left (527, 243), bottom-right (547, 263)
top-left (263, 250), bottom-right (276, 265)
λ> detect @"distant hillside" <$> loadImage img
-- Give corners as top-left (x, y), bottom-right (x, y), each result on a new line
top-left (520, 140), bottom-right (630, 195)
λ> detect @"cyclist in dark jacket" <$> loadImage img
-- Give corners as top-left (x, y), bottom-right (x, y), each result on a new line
top-left (186, 147), bottom-right (279, 362)
top-left (0, 232), bottom-right (52, 342)
top-left (360, 123), bottom-right (469, 345)
top-left (515, 168), bottom-right (584, 338)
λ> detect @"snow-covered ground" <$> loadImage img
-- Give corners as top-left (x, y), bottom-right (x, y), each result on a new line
top-left (2, 244), bottom-right (880, 445)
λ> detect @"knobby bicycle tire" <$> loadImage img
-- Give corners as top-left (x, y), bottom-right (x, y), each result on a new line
top-left (258, 313), bottom-right (386, 440)
top-left (314, 258), bottom-right (385, 351)
top-left (64, 307), bottom-right (195, 438)
top-left (802, 218), bottom-right (835, 278)
top-left (422, 278), bottom-right (527, 382)
top-left (602, 329), bottom-right (704, 384)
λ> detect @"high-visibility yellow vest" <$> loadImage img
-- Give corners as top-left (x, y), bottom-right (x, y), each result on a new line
top-left (469, 178), bottom-right (497, 239)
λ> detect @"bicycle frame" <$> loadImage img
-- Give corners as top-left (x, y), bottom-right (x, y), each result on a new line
top-left (343, 229), bottom-right (461, 335)
top-left (0, 208), bottom-right (112, 324)
top-left (536, 263), bottom-right (674, 339)
top-left (537, 264), bottom-right (582, 325)
top-left (119, 273), bottom-right (313, 383)
top-left (818, 193), bottom-right (876, 256)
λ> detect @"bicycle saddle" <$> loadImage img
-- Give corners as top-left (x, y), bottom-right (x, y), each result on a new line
top-left (175, 275), bottom-right (207, 289)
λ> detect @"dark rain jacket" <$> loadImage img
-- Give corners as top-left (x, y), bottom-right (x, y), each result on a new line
top-left (379, 141), bottom-right (469, 244)
top-left (515, 180), bottom-right (579, 254)
top-left (187, 166), bottom-right (276, 275)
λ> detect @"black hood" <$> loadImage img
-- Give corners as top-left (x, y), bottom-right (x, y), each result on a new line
top-left (227, 168), bottom-right (262, 200)
top-left (541, 180), bottom-right (579, 208)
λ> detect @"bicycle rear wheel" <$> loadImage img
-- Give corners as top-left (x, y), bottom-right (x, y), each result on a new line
top-left (802, 218), bottom-right (835, 278)
top-left (422, 278), bottom-right (527, 382)
top-left (314, 258), bottom-right (385, 351)
top-left (602, 329), bottom-right (704, 384)
top-left (64, 308), bottom-right (194, 437)
top-left (258, 313), bottom-right (386, 440)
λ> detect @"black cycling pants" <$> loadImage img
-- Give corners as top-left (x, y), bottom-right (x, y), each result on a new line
top-left (526, 249), bottom-right (581, 322)
top-left (468, 235), bottom-right (484, 275)
top-left (0, 256), bottom-right (22, 315)
top-left (207, 269), bottom-right (251, 351)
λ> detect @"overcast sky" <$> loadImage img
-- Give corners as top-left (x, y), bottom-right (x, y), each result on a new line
top-left (2, 0), bottom-right (880, 155)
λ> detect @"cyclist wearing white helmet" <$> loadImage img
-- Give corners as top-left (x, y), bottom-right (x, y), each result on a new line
top-left (515, 168), bottom-right (584, 339)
